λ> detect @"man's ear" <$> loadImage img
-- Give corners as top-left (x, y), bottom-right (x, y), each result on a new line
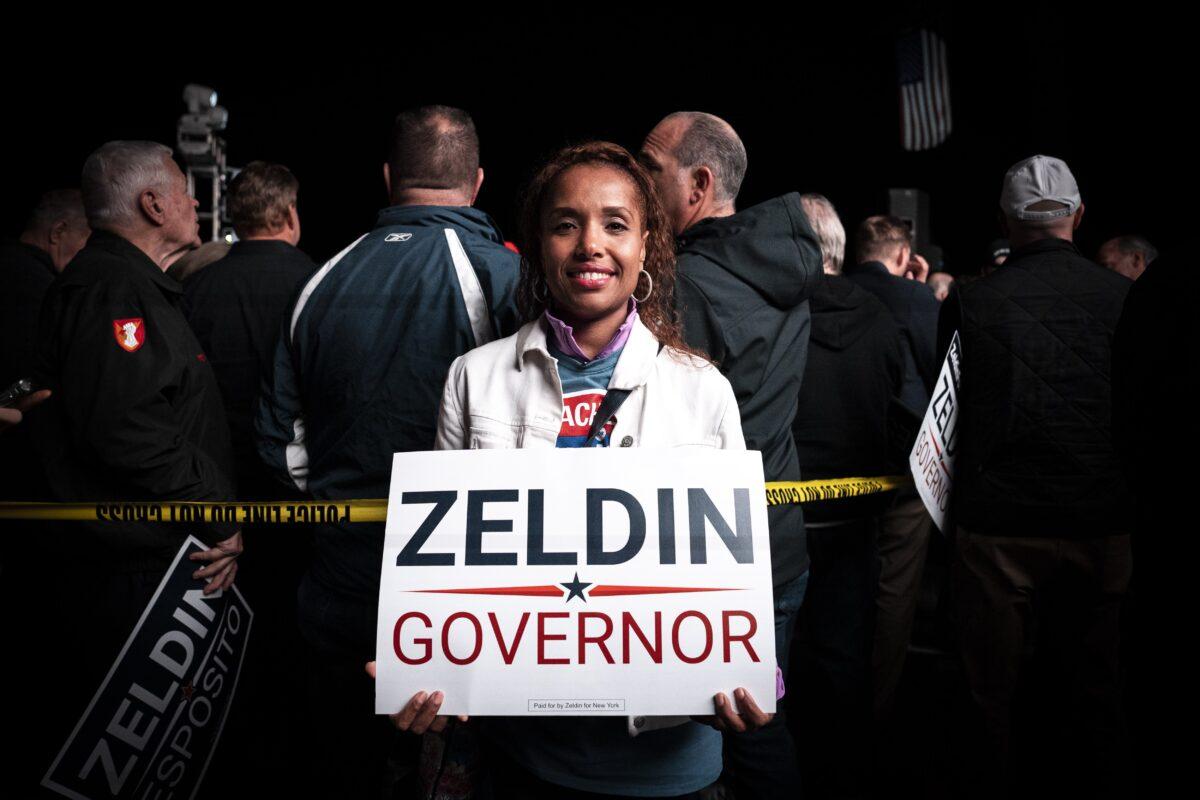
top-left (140, 188), bottom-right (166, 226)
top-left (382, 163), bottom-right (392, 199)
top-left (48, 219), bottom-right (68, 245)
top-left (690, 166), bottom-right (714, 205)
top-left (1072, 202), bottom-right (1085, 231)
top-left (470, 168), bottom-right (484, 206)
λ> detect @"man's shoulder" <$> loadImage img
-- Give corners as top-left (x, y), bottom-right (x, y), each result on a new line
top-left (906, 279), bottom-right (940, 312)
top-left (675, 253), bottom-right (742, 298)
top-left (58, 247), bottom-right (155, 299)
top-left (191, 246), bottom-right (315, 291)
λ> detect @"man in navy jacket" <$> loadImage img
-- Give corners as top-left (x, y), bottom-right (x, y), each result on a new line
top-left (256, 106), bottom-right (520, 796)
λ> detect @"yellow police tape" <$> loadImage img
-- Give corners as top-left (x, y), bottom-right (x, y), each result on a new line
top-left (0, 475), bottom-right (912, 523)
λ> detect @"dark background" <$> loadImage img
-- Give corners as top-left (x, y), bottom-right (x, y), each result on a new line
top-left (1, 5), bottom-right (1170, 274)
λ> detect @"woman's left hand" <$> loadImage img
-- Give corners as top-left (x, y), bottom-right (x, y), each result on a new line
top-left (695, 687), bottom-right (773, 733)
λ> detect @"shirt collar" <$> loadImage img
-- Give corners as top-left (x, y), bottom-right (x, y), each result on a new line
top-left (516, 311), bottom-right (660, 390)
top-left (542, 299), bottom-right (638, 363)
top-left (88, 230), bottom-right (183, 295)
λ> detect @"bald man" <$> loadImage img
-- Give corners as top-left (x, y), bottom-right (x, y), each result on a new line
top-left (641, 112), bottom-right (823, 798)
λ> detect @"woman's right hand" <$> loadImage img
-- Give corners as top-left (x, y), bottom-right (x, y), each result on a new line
top-left (363, 662), bottom-right (468, 734)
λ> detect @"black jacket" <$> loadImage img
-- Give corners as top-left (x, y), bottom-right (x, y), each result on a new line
top-left (939, 237), bottom-right (1132, 538)
top-left (0, 241), bottom-right (57, 500)
top-left (30, 231), bottom-right (236, 570)
top-left (183, 239), bottom-right (316, 498)
top-left (793, 275), bottom-right (905, 522)
top-left (843, 260), bottom-right (940, 416)
top-left (675, 193), bottom-right (822, 586)
top-left (0, 241), bottom-right (56, 389)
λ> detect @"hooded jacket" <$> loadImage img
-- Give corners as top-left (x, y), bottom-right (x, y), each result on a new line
top-left (674, 192), bottom-right (822, 586)
top-left (792, 274), bottom-right (905, 522)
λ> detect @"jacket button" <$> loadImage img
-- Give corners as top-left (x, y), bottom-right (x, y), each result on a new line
top-left (633, 716), bottom-right (645, 729)
top-left (620, 436), bottom-right (633, 447)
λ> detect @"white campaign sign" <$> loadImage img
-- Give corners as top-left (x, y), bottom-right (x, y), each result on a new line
top-left (375, 449), bottom-right (776, 717)
top-left (910, 331), bottom-right (961, 532)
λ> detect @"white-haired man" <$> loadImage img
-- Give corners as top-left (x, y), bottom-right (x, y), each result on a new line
top-left (16, 139), bottom-right (242, 768)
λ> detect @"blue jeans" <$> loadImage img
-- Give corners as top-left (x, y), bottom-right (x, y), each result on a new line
top-left (722, 569), bottom-right (809, 799)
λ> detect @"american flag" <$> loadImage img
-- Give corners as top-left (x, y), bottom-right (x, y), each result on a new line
top-left (896, 29), bottom-right (952, 151)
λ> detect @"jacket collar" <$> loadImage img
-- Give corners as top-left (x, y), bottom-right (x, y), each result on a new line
top-left (1006, 236), bottom-right (1080, 262)
top-left (515, 315), bottom-right (660, 390)
top-left (843, 260), bottom-right (891, 278)
top-left (85, 230), bottom-right (183, 295)
top-left (374, 204), bottom-right (506, 244)
top-left (2, 240), bottom-right (56, 276)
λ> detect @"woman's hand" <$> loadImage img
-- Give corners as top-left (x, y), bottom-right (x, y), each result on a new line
top-left (364, 662), bottom-right (468, 733)
top-left (696, 687), bottom-right (773, 733)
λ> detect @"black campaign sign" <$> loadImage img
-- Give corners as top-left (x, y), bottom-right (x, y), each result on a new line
top-left (43, 537), bottom-right (253, 800)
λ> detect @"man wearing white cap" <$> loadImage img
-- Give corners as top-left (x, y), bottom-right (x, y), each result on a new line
top-left (938, 155), bottom-right (1133, 791)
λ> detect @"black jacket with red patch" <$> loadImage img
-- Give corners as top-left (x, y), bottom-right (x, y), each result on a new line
top-left (30, 231), bottom-right (236, 570)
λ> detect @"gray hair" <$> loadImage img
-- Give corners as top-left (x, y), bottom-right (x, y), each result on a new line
top-left (665, 112), bottom-right (747, 205)
top-left (24, 188), bottom-right (87, 235)
top-left (1107, 234), bottom-right (1158, 265)
top-left (800, 193), bottom-right (846, 274)
top-left (81, 141), bottom-right (176, 230)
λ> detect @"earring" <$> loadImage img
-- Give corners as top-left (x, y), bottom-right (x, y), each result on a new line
top-left (634, 269), bottom-right (654, 303)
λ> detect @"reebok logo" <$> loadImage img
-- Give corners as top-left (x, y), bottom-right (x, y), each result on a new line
top-left (385, 233), bottom-right (413, 242)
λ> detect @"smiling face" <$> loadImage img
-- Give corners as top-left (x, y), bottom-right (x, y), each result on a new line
top-left (540, 163), bottom-right (648, 328)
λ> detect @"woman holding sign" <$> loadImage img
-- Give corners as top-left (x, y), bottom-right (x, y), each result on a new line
top-left (388, 142), bottom-right (770, 798)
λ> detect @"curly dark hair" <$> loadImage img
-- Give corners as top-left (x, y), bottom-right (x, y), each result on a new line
top-left (516, 141), bottom-right (704, 361)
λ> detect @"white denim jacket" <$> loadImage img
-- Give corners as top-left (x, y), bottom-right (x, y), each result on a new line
top-left (434, 316), bottom-right (745, 735)
top-left (435, 316), bottom-right (744, 452)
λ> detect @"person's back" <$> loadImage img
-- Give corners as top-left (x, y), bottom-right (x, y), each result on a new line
top-left (262, 204), bottom-right (519, 601)
top-left (1, 244), bottom-right (57, 389)
top-left (793, 273), bottom-right (904, 521)
top-left (675, 192), bottom-right (820, 517)
top-left (0, 190), bottom-right (90, 501)
top-left (843, 215), bottom-right (940, 415)
top-left (789, 196), bottom-right (904, 797)
top-left (641, 110), bottom-right (820, 800)
top-left (254, 106), bottom-right (520, 798)
top-left (946, 236), bottom-right (1132, 535)
top-left (184, 162), bottom-right (316, 498)
top-left (946, 155), bottom-right (1134, 792)
top-left (35, 230), bottom-right (237, 567)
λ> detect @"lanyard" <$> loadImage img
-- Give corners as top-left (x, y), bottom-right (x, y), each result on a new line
top-left (583, 388), bottom-right (631, 447)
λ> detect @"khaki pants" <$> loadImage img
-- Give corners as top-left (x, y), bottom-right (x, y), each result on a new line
top-left (872, 492), bottom-right (934, 717)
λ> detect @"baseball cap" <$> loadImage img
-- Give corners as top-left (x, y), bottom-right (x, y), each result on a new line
top-left (1000, 155), bottom-right (1081, 221)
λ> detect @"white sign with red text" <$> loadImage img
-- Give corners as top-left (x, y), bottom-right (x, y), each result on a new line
top-left (375, 449), bottom-right (776, 716)
top-left (910, 331), bottom-right (961, 532)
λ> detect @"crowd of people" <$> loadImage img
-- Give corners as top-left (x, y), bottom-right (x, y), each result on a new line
top-left (0, 105), bottom-right (1164, 799)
